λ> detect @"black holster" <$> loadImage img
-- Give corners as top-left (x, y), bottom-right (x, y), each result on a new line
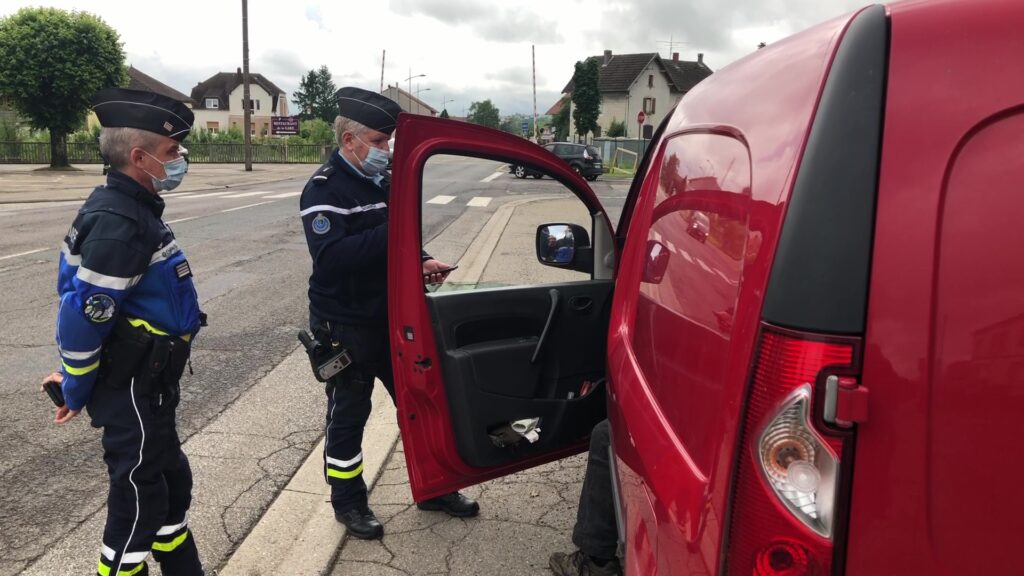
top-left (99, 318), bottom-right (191, 410)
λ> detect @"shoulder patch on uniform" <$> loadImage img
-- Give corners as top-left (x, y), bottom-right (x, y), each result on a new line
top-left (312, 164), bottom-right (336, 184)
top-left (83, 293), bottom-right (116, 323)
top-left (311, 213), bottom-right (331, 235)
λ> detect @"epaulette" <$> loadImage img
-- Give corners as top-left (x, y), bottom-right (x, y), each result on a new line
top-left (312, 163), bottom-right (336, 185)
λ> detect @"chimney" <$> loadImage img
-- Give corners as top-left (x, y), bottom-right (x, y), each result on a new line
top-left (603, 49), bottom-right (612, 66)
top-left (698, 53), bottom-right (704, 65)
top-left (672, 52), bottom-right (679, 62)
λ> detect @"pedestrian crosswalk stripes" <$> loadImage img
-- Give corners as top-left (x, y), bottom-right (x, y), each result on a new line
top-left (467, 196), bottom-right (493, 207)
top-left (426, 195), bottom-right (456, 205)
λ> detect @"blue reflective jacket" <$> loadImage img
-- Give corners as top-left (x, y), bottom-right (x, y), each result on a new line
top-left (56, 171), bottom-right (201, 410)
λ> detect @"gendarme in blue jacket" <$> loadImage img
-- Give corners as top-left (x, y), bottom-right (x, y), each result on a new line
top-left (299, 150), bottom-right (394, 326)
top-left (56, 170), bottom-right (201, 411)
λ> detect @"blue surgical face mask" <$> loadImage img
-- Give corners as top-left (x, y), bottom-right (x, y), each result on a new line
top-left (354, 135), bottom-right (389, 177)
top-left (143, 150), bottom-right (188, 192)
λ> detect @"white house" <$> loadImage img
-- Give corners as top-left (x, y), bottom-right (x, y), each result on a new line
top-left (556, 51), bottom-right (713, 140)
top-left (189, 69), bottom-right (288, 137)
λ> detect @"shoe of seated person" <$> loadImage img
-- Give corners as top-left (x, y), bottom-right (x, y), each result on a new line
top-left (548, 550), bottom-right (623, 576)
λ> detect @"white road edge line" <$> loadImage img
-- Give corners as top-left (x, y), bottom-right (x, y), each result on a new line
top-left (0, 247), bottom-right (48, 261)
top-left (480, 171), bottom-right (504, 183)
top-left (221, 201), bottom-right (273, 213)
top-left (263, 192), bottom-right (302, 199)
top-left (222, 191), bottom-right (272, 199)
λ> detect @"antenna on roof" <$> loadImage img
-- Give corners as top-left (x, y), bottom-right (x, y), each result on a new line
top-left (656, 35), bottom-right (689, 58)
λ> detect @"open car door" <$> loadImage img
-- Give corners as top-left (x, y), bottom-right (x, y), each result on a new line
top-left (388, 115), bottom-right (616, 500)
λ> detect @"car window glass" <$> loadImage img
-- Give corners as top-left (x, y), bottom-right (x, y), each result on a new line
top-left (419, 154), bottom-right (626, 292)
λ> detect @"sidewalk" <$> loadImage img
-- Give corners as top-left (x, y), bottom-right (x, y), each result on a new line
top-left (219, 196), bottom-right (593, 575)
top-left (0, 163), bottom-right (314, 203)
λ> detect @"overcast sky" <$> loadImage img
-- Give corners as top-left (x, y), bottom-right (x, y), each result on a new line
top-left (3, 0), bottom-right (867, 117)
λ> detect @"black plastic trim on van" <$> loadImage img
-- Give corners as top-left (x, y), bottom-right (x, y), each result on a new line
top-left (762, 4), bottom-right (888, 335)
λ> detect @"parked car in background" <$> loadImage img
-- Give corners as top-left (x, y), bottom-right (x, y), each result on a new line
top-left (388, 1), bottom-right (1024, 574)
top-left (510, 142), bottom-right (602, 181)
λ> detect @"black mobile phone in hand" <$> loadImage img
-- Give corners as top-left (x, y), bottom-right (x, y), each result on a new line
top-left (424, 265), bottom-right (458, 282)
top-left (43, 380), bottom-right (65, 408)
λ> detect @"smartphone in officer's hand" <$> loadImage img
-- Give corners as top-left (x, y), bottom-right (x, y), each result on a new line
top-left (424, 265), bottom-right (458, 284)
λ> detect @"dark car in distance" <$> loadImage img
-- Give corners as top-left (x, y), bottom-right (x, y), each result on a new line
top-left (510, 142), bottom-right (602, 181)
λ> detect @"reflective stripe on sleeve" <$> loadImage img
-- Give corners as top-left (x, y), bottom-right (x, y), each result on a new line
top-left (76, 266), bottom-right (140, 290)
top-left (63, 359), bottom-right (99, 376)
top-left (299, 203), bottom-right (387, 217)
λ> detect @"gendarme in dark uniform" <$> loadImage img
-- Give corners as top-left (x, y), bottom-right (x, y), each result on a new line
top-left (299, 87), bottom-right (479, 539)
top-left (48, 88), bottom-right (205, 576)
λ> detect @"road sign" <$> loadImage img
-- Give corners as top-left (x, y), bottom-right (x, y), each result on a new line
top-left (521, 120), bottom-right (530, 135)
top-left (637, 111), bottom-right (646, 125)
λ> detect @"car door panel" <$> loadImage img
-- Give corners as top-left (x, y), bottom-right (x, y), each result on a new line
top-left (429, 281), bottom-right (613, 468)
top-left (389, 114), bottom-right (614, 500)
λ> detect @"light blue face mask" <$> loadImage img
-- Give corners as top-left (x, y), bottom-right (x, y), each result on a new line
top-left (354, 135), bottom-right (390, 177)
top-left (143, 150), bottom-right (188, 192)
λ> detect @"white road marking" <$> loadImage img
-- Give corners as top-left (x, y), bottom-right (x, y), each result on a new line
top-left (161, 192), bottom-right (196, 198)
top-left (467, 196), bottom-right (493, 208)
top-left (176, 191), bottom-right (235, 200)
top-left (426, 195), bottom-right (456, 205)
top-left (166, 216), bottom-right (200, 225)
top-left (222, 191), bottom-right (273, 199)
top-left (480, 171), bottom-right (503, 183)
top-left (679, 250), bottom-right (694, 264)
top-left (221, 201), bottom-right (273, 213)
top-left (697, 258), bottom-right (713, 274)
top-left (263, 191), bottom-right (302, 199)
top-left (0, 247), bottom-right (48, 261)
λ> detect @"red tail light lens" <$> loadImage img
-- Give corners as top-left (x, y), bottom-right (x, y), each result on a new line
top-left (727, 326), bottom-right (858, 576)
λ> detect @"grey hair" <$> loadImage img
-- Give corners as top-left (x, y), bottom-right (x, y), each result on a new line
top-left (334, 116), bottom-right (369, 146)
top-left (98, 127), bottom-right (163, 169)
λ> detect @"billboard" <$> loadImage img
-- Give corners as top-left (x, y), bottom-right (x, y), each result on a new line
top-left (271, 116), bottom-right (299, 136)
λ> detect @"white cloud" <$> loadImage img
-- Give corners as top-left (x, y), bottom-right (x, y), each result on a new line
top-left (1, 0), bottom-right (867, 116)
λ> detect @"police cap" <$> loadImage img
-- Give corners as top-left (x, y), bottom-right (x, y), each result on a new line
top-left (91, 87), bottom-right (194, 142)
top-left (335, 87), bottom-right (401, 136)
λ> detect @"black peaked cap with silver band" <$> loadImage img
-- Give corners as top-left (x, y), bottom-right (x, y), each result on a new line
top-left (92, 87), bottom-right (194, 142)
top-left (335, 87), bottom-right (402, 136)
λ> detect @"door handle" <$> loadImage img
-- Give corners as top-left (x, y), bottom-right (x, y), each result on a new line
top-left (569, 295), bottom-right (593, 312)
top-left (531, 288), bottom-right (560, 364)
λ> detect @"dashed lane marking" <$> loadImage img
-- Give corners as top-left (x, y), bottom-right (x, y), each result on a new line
top-left (426, 195), bottom-right (456, 205)
top-left (220, 201), bottom-right (274, 213)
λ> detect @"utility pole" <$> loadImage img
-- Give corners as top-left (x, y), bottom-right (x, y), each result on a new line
top-left (241, 0), bottom-right (252, 171)
top-left (380, 50), bottom-right (385, 93)
top-left (532, 45), bottom-right (539, 142)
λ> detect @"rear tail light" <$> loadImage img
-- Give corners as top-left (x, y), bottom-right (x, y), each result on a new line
top-left (727, 325), bottom-right (859, 576)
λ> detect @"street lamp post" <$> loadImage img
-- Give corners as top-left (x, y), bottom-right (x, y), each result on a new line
top-left (403, 70), bottom-right (425, 112)
top-left (442, 97), bottom-right (455, 116)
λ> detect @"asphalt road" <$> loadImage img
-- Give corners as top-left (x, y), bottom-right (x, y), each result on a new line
top-left (0, 157), bottom-right (628, 574)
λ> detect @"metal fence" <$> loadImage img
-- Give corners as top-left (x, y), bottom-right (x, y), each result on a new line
top-left (592, 137), bottom-right (651, 166)
top-left (0, 142), bottom-right (330, 164)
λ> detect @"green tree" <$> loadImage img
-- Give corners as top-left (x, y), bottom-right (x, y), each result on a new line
top-left (553, 96), bottom-right (570, 141)
top-left (607, 118), bottom-right (626, 138)
top-left (0, 8), bottom-right (125, 168)
top-left (571, 59), bottom-right (600, 141)
top-left (292, 66), bottom-right (337, 123)
top-left (467, 100), bottom-right (500, 129)
top-left (439, 108), bottom-right (450, 119)
top-left (300, 118), bottom-right (335, 144)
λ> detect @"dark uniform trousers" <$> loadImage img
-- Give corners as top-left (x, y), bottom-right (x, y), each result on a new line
top-left (87, 354), bottom-right (202, 576)
top-left (311, 315), bottom-right (396, 513)
top-left (572, 419), bottom-right (619, 561)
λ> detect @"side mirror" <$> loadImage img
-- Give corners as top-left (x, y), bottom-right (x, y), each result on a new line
top-left (536, 223), bottom-right (592, 273)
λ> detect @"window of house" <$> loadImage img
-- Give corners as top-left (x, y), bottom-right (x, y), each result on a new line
top-left (205, 98), bottom-right (219, 109)
top-left (648, 74), bottom-right (654, 88)
top-left (249, 99), bottom-right (261, 112)
top-left (207, 121), bottom-right (219, 134)
top-left (643, 97), bottom-right (657, 115)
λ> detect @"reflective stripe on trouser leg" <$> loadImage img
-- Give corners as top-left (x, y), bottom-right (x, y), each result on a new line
top-left (98, 546), bottom-right (149, 576)
top-left (323, 368), bottom-right (374, 512)
top-left (151, 452), bottom-right (203, 575)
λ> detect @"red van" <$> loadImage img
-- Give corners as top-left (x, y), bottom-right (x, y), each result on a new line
top-left (386, 1), bottom-right (1024, 574)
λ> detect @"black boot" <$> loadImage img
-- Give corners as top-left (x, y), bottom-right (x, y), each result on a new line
top-left (415, 491), bottom-right (480, 517)
top-left (335, 506), bottom-right (384, 539)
